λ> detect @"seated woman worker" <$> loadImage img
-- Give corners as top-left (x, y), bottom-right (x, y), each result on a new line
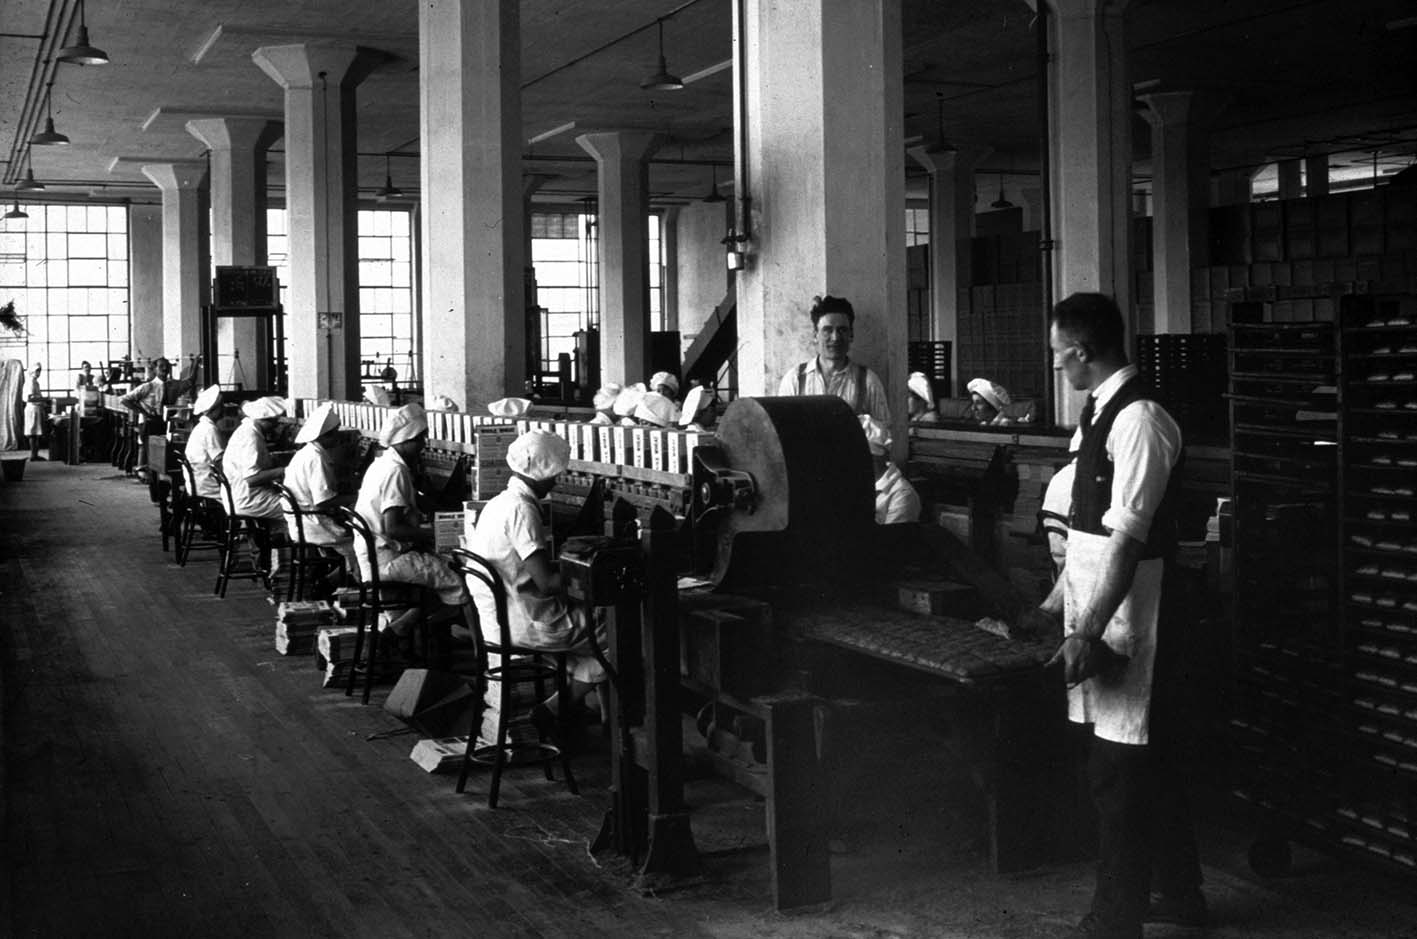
top-left (466, 429), bottom-right (607, 742)
top-left (284, 402), bottom-right (355, 592)
top-left (860, 415), bottom-right (922, 524)
top-left (354, 403), bottom-right (472, 663)
top-left (966, 377), bottom-right (1015, 426)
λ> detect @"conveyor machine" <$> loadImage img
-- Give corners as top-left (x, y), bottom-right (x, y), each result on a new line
top-left (560, 395), bottom-right (1069, 910)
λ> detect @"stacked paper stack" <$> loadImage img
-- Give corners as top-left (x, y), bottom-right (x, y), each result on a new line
top-left (409, 736), bottom-right (470, 773)
top-left (473, 427), bottom-right (517, 499)
top-left (275, 600), bottom-right (336, 655)
top-left (331, 587), bottom-right (363, 622)
top-left (316, 625), bottom-right (360, 688)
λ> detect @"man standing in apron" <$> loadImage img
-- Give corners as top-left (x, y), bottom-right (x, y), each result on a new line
top-left (1022, 292), bottom-right (1203, 939)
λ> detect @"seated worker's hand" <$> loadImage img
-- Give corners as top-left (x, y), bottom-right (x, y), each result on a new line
top-left (1046, 633), bottom-right (1129, 687)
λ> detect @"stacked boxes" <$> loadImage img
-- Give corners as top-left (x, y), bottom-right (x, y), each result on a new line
top-left (316, 625), bottom-right (360, 688)
top-left (276, 600), bottom-right (336, 655)
top-left (472, 427), bottom-right (517, 499)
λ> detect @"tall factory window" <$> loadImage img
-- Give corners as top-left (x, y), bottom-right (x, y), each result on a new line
top-left (265, 207), bottom-right (419, 385)
top-left (0, 203), bottom-right (129, 394)
top-left (529, 210), bottom-right (664, 376)
top-left (357, 208), bottom-right (416, 382)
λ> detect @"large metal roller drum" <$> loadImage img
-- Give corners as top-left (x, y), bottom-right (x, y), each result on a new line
top-left (705, 395), bottom-right (874, 590)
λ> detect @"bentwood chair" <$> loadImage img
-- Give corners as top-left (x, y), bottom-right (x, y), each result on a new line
top-left (172, 451), bottom-right (224, 567)
top-left (211, 462), bottom-right (277, 598)
top-left (335, 506), bottom-right (432, 705)
top-left (448, 548), bottom-right (577, 808)
top-left (275, 483), bottom-right (348, 603)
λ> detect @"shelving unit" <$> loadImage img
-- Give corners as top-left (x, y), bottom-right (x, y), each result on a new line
top-left (1337, 292), bottom-right (1417, 874)
top-left (1227, 308), bottom-right (1345, 869)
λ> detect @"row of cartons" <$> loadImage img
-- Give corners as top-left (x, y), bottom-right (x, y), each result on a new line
top-left (513, 417), bottom-right (713, 477)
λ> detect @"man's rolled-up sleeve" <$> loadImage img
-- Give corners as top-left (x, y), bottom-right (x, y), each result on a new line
top-left (1102, 400), bottom-right (1180, 544)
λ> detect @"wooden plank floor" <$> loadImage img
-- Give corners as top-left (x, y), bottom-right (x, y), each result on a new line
top-left (7, 459), bottom-right (1417, 939)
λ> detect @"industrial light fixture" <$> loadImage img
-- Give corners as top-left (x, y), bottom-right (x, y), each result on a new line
top-left (702, 164), bottom-right (726, 203)
top-left (640, 18), bottom-right (684, 91)
top-left (4, 198), bottom-right (28, 221)
top-left (375, 153), bottom-right (403, 201)
top-left (15, 150), bottom-right (45, 191)
top-left (990, 174), bottom-right (1014, 210)
top-left (31, 83), bottom-right (70, 146)
top-left (57, 0), bottom-right (110, 65)
top-left (927, 92), bottom-right (956, 155)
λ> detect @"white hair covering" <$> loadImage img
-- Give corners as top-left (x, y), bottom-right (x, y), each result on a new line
top-left (295, 402), bottom-right (340, 444)
top-left (241, 396), bottom-right (286, 420)
top-left (487, 397), bottom-right (533, 418)
top-left (193, 384), bottom-right (222, 415)
top-left (506, 429), bottom-right (570, 481)
top-left (679, 385), bottom-right (710, 426)
top-left (613, 383), bottom-right (647, 417)
top-left (966, 378), bottom-right (1011, 412)
top-left (633, 391), bottom-right (678, 427)
top-left (907, 372), bottom-right (934, 405)
top-left (363, 385), bottom-right (393, 407)
top-left (430, 394), bottom-right (459, 412)
top-left (380, 403), bottom-right (428, 447)
top-left (858, 414), bottom-right (891, 455)
top-left (649, 371), bottom-right (680, 396)
top-left (593, 383), bottom-right (623, 411)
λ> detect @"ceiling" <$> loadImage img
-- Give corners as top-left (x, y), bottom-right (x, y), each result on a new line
top-left (2, 0), bottom-right (1415, 210)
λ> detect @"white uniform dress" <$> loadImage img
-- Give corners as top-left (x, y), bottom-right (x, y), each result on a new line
top-left (283, 441), bottom-right (349, 546)
top-left (466, 476), bottom-right (605, 685)
top-left (183, 416), bottom-right (225, 499)
top-left (874, 462), bottom-right (922, 524)
top-left (353, 448), bottom-right (468, 608)
top-left (1062, 365), bottom-right (1181, 746)
top-left (777, 357), bottom-right (892, 424)
top-left (223, 418), bottom-right (283, 519)
top-left (22, 374), bottom-right (45, 437)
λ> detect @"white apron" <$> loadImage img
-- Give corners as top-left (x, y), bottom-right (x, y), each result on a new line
top-left (1063, 528), bottom-right (1166, 745)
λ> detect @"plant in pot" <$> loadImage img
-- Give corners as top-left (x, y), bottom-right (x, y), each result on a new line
top-left (1, 299), bottom-right (31, 479)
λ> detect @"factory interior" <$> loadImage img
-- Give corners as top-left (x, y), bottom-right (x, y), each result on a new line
top-left (3, 0), bottom-right (1417, 936)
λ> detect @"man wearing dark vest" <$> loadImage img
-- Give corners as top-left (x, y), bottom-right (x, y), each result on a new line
top-left (1024, 292), bottom-right (1203, 939)
top-left (776, 294), bottom-right (891, 424)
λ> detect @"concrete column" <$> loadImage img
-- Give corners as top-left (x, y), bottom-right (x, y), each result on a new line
top-left (127, 204), bottom-right (164, 361)
top-left (1212, 168), bottom-right (1253, 206)
top-left (736, 0), bottom-right (907, 448)
top-left (140, 162), bottom-right (210, 363)
top-left (186, 117), bottom-right (280, 390)
top-left (576, 131), bottom-right (661, 386)
top-left (1277, 159), bottom-right (1302, 200)
top-left (1140, 91), bottom-right (1209, 335)
top-left (662, 205), bottom-right (680, 333)
top-left (419, 0), bottom-right (525, 410)
top-left (1306, 154), bottom-right (1329, 197)
top-left (253, 42), bottom-right (367, 401)
top-left (909, 144), bottom-right (989, 397)
top-left (1042, 0), bottom-right (1133, 426)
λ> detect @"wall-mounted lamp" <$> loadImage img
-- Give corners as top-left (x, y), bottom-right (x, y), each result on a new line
top-left (722, 229), bottom-right (749, 271)
top-left (640, 18), bottom-right (684, 91)
top-left (57, 0), bottom-right (110, 65)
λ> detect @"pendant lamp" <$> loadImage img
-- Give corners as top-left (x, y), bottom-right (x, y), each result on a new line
top-left (640, 18), bottom-right (684, 91)
top-left (702, 165), bottom-right (726, 203)
top-left (927, 92), bottom-right (956, 154)
top-left (4, 199), bottom-right (28, 221)
top-left (31, 85), bottom-right (70, 146)
top-left (57, 0), bottom-right (110, 65)
top-left (990, 174), bottom-right (1015, 210)
top-left (375, 153), bottom-right (403, 201)
top-left (16, 150), bottom-right (45, 191)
